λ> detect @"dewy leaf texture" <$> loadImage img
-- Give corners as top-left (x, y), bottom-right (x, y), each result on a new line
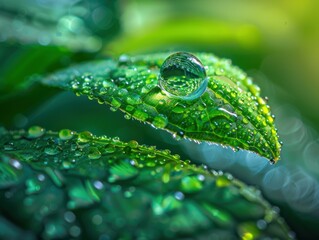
top-left (0, 127), bottom-right (292, 239)
top-left (42, 52), bottom-right (281, 162)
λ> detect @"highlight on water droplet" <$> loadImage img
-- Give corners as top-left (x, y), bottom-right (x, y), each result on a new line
top-left (158, 52), bottom-right (208, 100)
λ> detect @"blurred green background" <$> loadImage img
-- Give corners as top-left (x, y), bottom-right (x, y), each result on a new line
top-left (1, 0), bottom-right (319, 239)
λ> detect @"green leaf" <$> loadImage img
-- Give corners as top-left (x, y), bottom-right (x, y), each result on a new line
top-left (42, 52), bottom-right (281, 162)
top-left (0, 127), bottom-right (292, 239)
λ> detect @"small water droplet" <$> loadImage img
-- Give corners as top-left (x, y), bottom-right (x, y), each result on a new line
top-left (152, 114), bottom-right (168, 128)
top-left (69, 225), bottom-right (81, 237)
top-left (133, 109), bottom-right (148, 121)
top-left (44, 147), bottom-right (60, 156)
top-left (126, 94), bottom-right (142, 105)
top-left (173, 132), bottom-right (182, 141)
top-left (158, 100), bottom-right (165, 105)
top-left (103, 81), bottom-right (113, 88)
top-left (62, 161), bottom-right (72, 169)
top-left (93, 180), bottom-right (104, 190)
top-left (118, 54), bottom-right (130, 65)
top-left (88, 147), bottom-right (101, 159)
top-left (104, 146), bottom-right (115, 153)
top-left (181, 176), bottom-right (203, 193)
top-left (112, 137), bottom-right (120, 142)
top-left (174, 191), bottom-right (184, 200)
top-left (27, 126), bottom-right (45, 138)
top-left (3, 143), bottom-right (14, 151)
top-left (159, 52), bottom-right (208, 100)
top-left (59, 129), bottom-right (74, 140)
top-left (172, 105), bottom-right (185, 113)
top-left (78, 131), bottom-right (93, 143)
top-left (128, 140), bottom-right (138, 148)
top-left (64, 211), bottom-right (76, 223)
top-left (92, 214), bottom-right (103, 225)
top-left (256, 219), bottom-right (267, 230)
top-left (117, 88), bottom-right (128, 96)
top-left (111, 97), bottom-right (121, 109)
top-left (216, 175), bottom-right (231, 187)
top-left (124, 114), bottom-right (131, 120)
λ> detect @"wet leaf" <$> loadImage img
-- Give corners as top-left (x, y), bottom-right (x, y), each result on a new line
top-left (43, 52), bottom-right (281, 162)
top-left (0, 127), bottom-right (292, 239)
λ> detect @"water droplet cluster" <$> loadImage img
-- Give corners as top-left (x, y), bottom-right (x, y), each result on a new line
top-left (43, 52), bottom-right (281, 161)
top-left (0, 128), bottom-right (293, 239)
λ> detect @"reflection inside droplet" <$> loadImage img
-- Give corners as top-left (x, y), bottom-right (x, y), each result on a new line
top-left (159, 52), bottom-right (208, 100)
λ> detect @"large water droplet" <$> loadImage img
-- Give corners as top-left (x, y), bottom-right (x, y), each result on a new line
top-left (159, 52), bottom-right (208, 100)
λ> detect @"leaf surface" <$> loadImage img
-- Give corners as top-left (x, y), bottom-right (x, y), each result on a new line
top-left (0, 127), bottom-right (292, 239)
top-left (42, 52), bottom-right (281, 162)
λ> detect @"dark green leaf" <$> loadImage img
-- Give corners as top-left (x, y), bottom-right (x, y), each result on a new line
top-left (0, 127), bottom-right (292, 239)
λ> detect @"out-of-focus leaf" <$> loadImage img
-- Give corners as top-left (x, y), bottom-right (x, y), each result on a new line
top-left (0, 0), bottom-right (121, 52)
top-left (0, 127), bottom-right (293, 239)
top-left (42, 52), bottom-right (281, 162)
top-left (0, 43), bottom-right (95, 127)
top-left (105, 18), bottom-right (262, 55)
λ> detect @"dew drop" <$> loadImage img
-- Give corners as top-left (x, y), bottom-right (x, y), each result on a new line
top-left (152, 114), bottom-right (168, 128)
top-left (172, 105), bottom-right (185, 113)
top-left (64, 211), bottom-right (76, 223)
top-left (133, 109), bottom-right (148, 121)
top-left (174, 191), bottom-right (185, 200)
top-left (78, 131), bottom-right (93, 143)
top-left (69, 225), bottom-right (81, 237)
top-left (117, 88), bottom-right (128, 97)
top-left (125, 105), bottom-right (134, 112)
top-left (124, 114), bottom-right (131, 120)
top-left (216, 175), bottom-right (231, 187)
top-left (159, 52), bottom-right (208, 100)
top-left (118, 54), bottom-right (130, 65)
top-left (27, 126), bottom-right (45, 138)
top-left (104, 146), bottom-right (115, 153)
top-left (62, 161), bottom-right (72, 169)
top-left (256, 219), bottom-right (267, 230)
top-left (111, 97), bottom-right (121, 109)
top-left (126, 94), bottom-right (142, 105)
top-left (44, 147), bottom-right (60, 156)
top-left (181, 176), bottom-right (203, 193)
top-left (88, 147), bottom-right (101, 159)
top-left (92, 214), bottom-right (103, 225)
top-left (93, 180), bottom-right (104, 190)
top-left (128, 140), bottom-right (138, 148)
top-left (59, 129), bottom-right (74, 140)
